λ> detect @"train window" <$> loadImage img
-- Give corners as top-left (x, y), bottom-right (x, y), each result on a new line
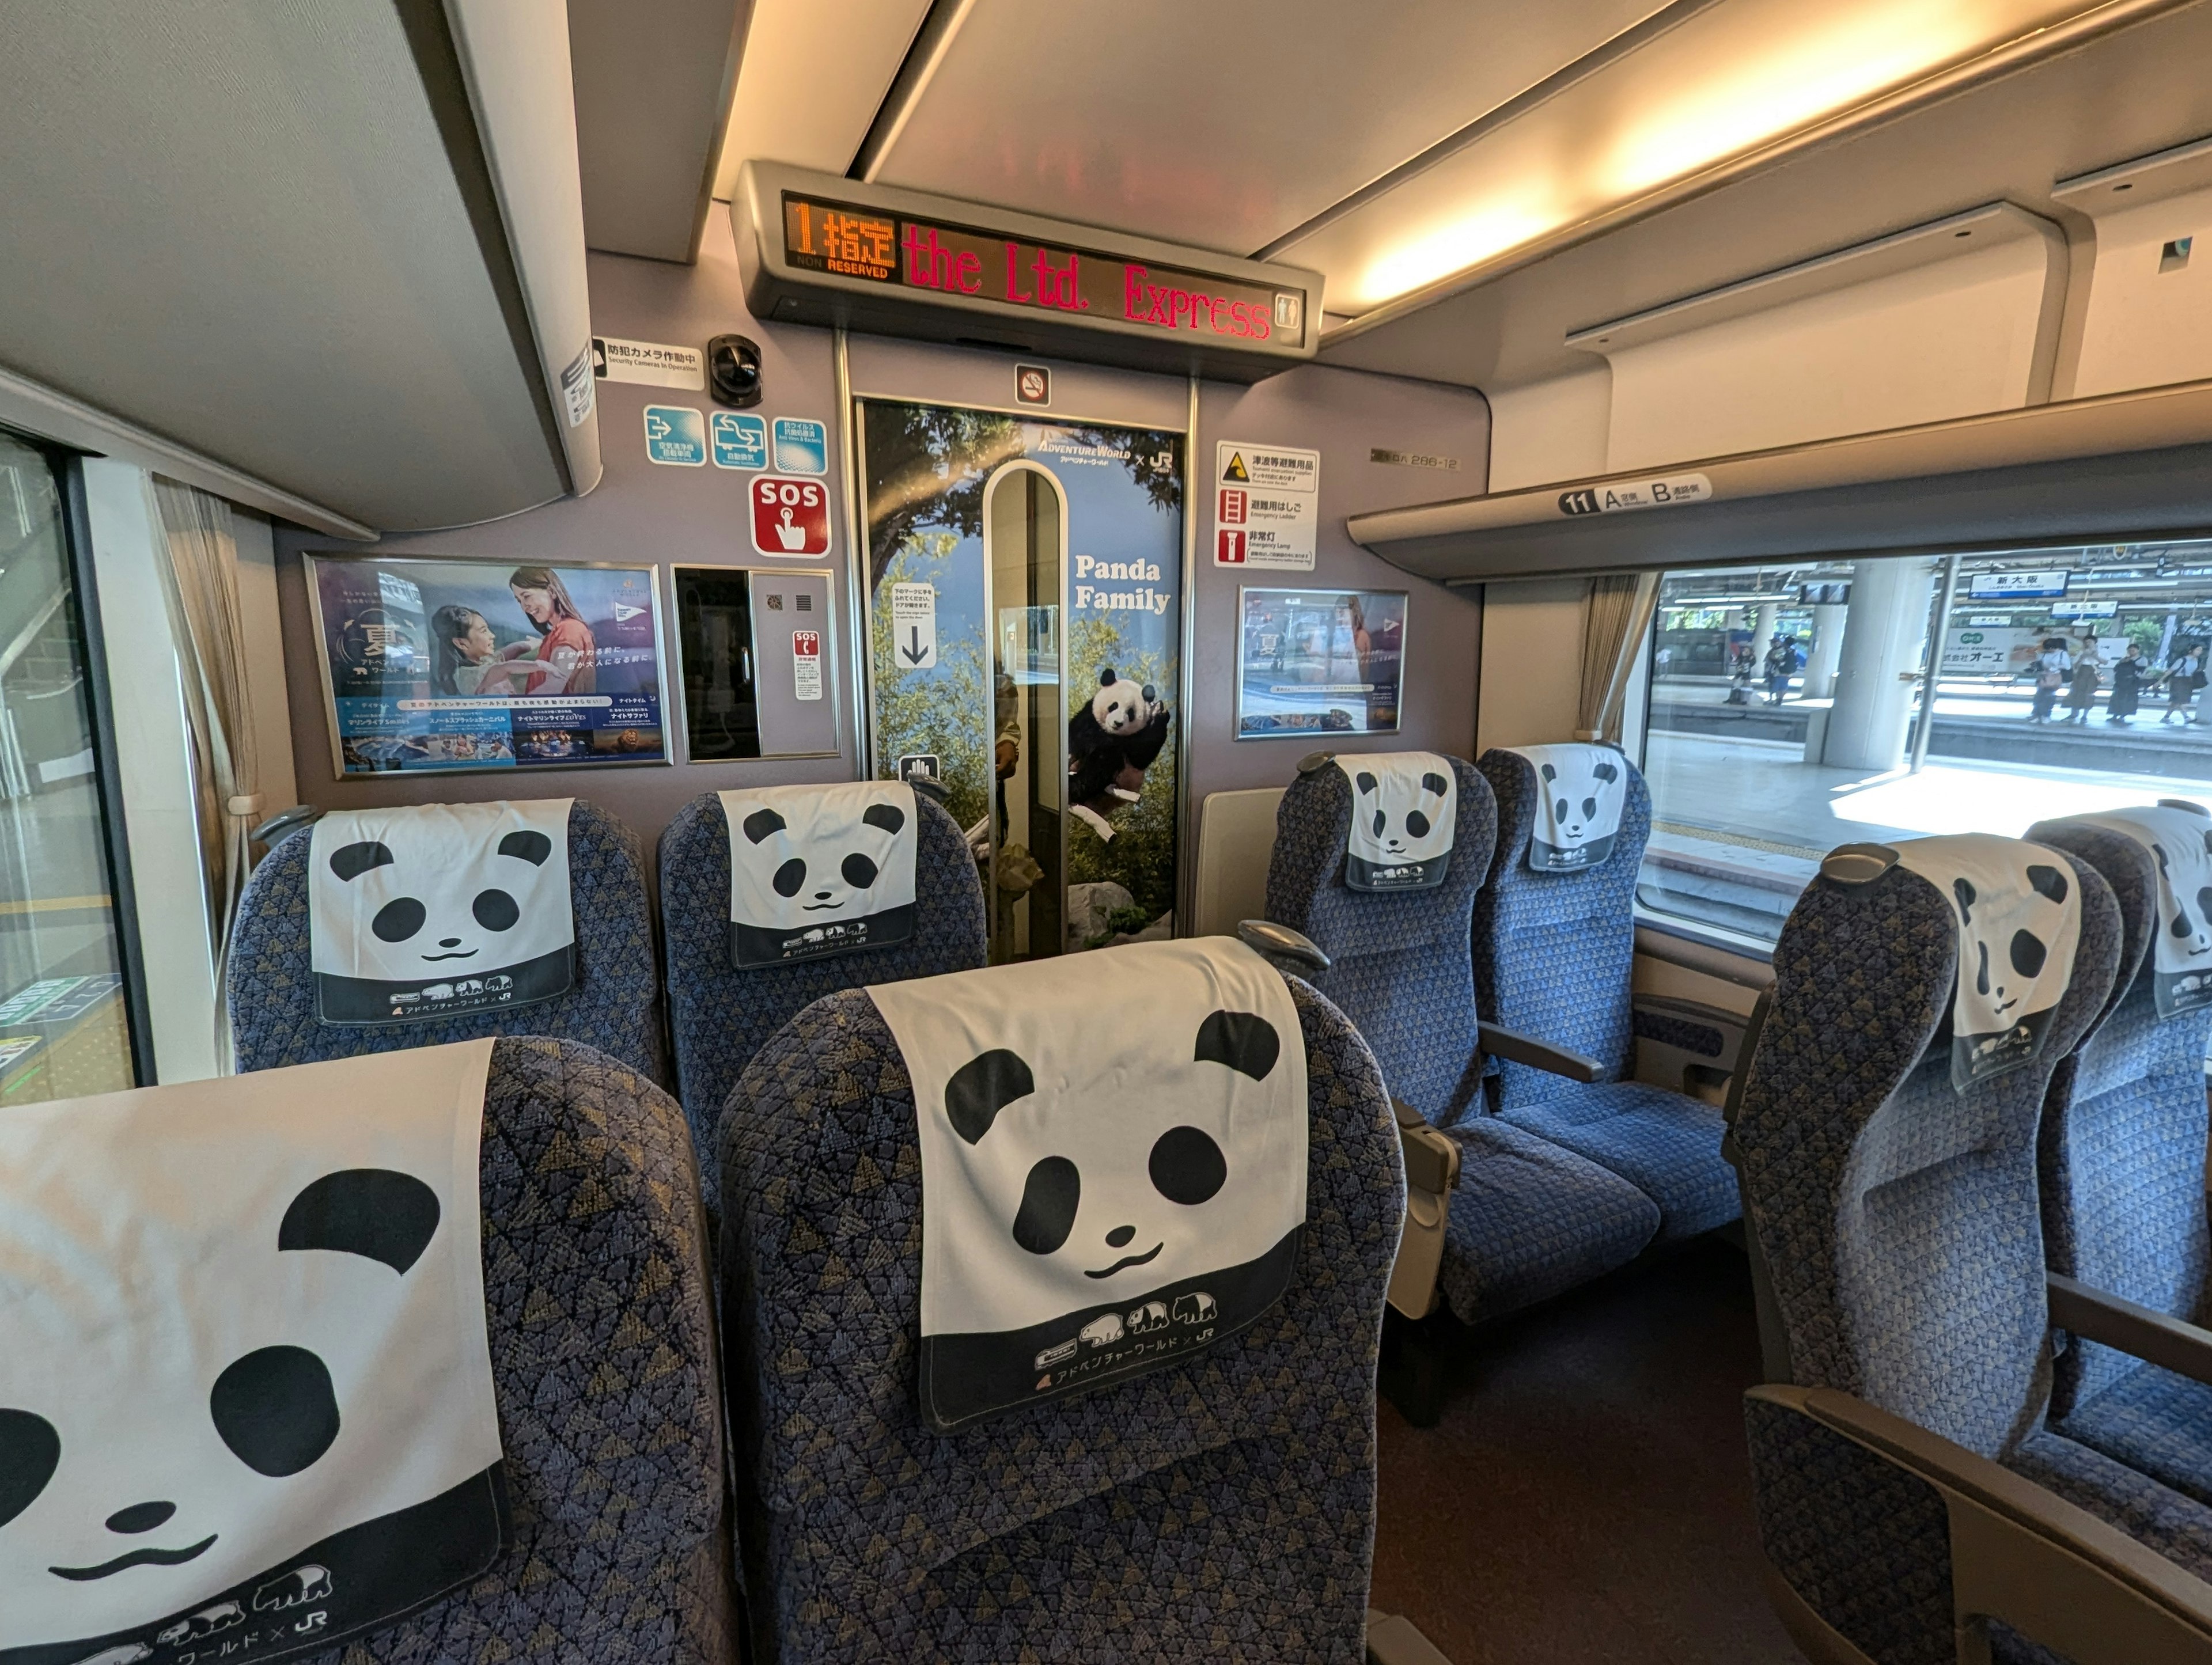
top-left (0, 434), bottom-right (136, 1103)
top-left (1638, 543), bottom-right (2212, 943)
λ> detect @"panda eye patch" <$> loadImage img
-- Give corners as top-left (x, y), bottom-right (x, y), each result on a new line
top-left (211, 1347), bottom-right (340, 1478)
top-left (1373, 810), bottom-right (1386, 836)
top-left (1554, 798), bottom-right (1568, 820)
top-left (842, 852), bottom-right (879, 889)
top-left (472, 889), bottom-right (519, 931)
top-left (1012, 1156), bottom-right (1080, 1254)
top-left (1582, 797), bottom-right (1597, 819)
top-left (1406, 811), bottom-right (1431, 839)
top-left (1149, 1127), bottom-right (1226, 1205)
top-left (372, 897), bottom-right (426, 942)
top-left (772, 858), bottom-right (806, 898)
top-left (0, 1408), bottom-right (60, 1531)
top-left (2195, 886), bottom-right (2212, 927)
top-left (1976, 940), bottom-right (1990, 997)
top-left (2011, 930), bottom-right (2048, 978)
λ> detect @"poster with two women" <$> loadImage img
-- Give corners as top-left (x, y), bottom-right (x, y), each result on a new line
top-left (305, 555), bottom-right (668, 775)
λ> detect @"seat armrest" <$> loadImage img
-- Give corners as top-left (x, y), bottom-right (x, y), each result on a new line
top-left (2048, 1273), bottom-right (2212, 1393)
top-left (1755, 1384), bottom-right (2212, 1663)
top-left (1476, 1022), bottom-right (1604, 1083)
top-left (1238, 919), bottom-right (1331, 972)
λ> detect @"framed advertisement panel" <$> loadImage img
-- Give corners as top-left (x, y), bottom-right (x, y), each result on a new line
top-left (304, 553), bottom-right (671, 777)
top-left (1234, 586), bottom-right (1407, 738)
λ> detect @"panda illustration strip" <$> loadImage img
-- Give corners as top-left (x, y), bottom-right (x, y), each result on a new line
top-left (2069, 805), bottom-right (2212, 1019)
top-left (308, 800), bottom-right (575, 1026)
top-left (1892, 835), bottom-right (2084, 1091)
top-left (1504, 744), bottom-right (1626, 872)
top-left (719, 782), bottom-right (918, 968)
top-left (0, 1042), bottom-right (505, 1660)
top-left (869, 938), bottom-right (1308, 1432)
top-left (1332, 752), bottom-right (1457, 892)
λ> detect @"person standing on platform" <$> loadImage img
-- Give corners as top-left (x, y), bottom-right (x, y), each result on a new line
top-left (2163, 646), bottom-right (2204, 725)
top-left (2107, 643), bottom-right (2147, 726)
top-left (2063, 654), bottom-right (2100, 724)
top-left (2030, 638), bottom-right (2071, 724)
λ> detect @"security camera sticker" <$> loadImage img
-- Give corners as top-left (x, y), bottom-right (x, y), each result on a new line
top-left (720, 782), bottom-right (918, 968)
top-left (1506, 744), bottom-right (1626, 871)
top-left (871, 938), bottom-right (1308, 1432)
top-left (0, 1042), bottom-right (505, 1663)
top-left (2065, 804), bottom-right (2212, 1019)
top-left (1334, 753), bottom-right (1456, 891)
top-left (1893, 835), bottom-right (2082, 1091)
top-left (308, 801), bottom-right (575, 1026)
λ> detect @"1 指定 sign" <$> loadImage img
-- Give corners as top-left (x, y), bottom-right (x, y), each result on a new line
top-left (751, 476), bottom-right (832, 556)
top-left (891, 582), bottom-right (937, 669)
top-left (644, 405), bottom-right (707, 466)
top-left (1214, 442), bottom-right (1317, 569)
top-left (772, 417), bottom-right (829, 475)
top-left (712, 411), bottom-right (768, 469)
top-left (594, 336), bottom-right (704, 390)
top-left (793, 630), bottom-right (823, 701)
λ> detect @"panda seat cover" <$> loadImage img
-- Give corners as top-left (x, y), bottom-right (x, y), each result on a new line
top-left (308, 801), bottom-right (575, 1026)
top-left (1332, 753), bottom-right (1456, 892)
top-left (870, 938), bottom-right (1308, 1432)
top-left (719, 782), bottom-right (918, 968)
top-left (0, 1041), bottom-right (505, 1665)
top-left (1503, 744), bottom-right (1627, 871)
top-left (2058, 802), bottom-right (2212, 1018)
top-left (1891, 833), bottom-right (2084, 1090)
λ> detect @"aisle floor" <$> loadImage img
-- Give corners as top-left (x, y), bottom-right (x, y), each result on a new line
top-left (1369, 1238), bottom-right (1804, 1664)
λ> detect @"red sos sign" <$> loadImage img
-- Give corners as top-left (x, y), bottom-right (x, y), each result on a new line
top-left (750, 476), bottom-right (831, 556)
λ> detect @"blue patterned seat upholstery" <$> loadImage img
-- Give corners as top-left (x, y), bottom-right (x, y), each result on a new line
top-left (1730, 842), bottom-right (2212, 1653)
top-left (2028, 816), bottom-right (2212, 1507)
top-left (658, 790), bottom-right (986, 1202)
top-left (230, 800), bottom-right (665, 1083)
top-left (1474, 748), bottom-right (1738, 1242)
top-left (717, 977), bottom-right (1400, 1663)
top-left (1264, 754), bottom-right (1657, 1325)
top-left (338, 1037), bottom-right (732, 1664)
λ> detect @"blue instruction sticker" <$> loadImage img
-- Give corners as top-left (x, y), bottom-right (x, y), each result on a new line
top-left (713, 411), bottom-right (769, 470)
top-left (645, 405), bottom-right (707, 466)
top-left (772, 417), bottom-right (828, 476)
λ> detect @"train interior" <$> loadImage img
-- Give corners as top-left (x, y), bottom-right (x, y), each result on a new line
top-left (12, 2), bottom-right (2212, 1661)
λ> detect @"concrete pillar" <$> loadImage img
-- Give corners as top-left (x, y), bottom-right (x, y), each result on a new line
top-left (1803, 604), bottom-right (1847, 700)
top-left (1820, 558), bottom-right (1937, 772)
top-left (1753, 602), bottom-right (1779, 651)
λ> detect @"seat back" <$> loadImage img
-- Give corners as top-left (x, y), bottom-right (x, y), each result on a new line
top-left (1731, 843), bottom-right (2121, 1458)
top-left (717, 975), bottom-right (1400, 1663)
top-left (1473, 747), bottom-right (1651, 1110)
top-left (1263, 753), bottom-right (1495, 1122)
top-left (657, 788), bottom-right (986, 1197)
top-left (2028, 814), bottom-right (2212, 1420)
top-left (230, 800), bottom-right (664, 1082)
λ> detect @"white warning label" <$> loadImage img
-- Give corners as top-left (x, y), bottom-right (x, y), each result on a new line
top-left (891, 582), bottom-right (937, 670)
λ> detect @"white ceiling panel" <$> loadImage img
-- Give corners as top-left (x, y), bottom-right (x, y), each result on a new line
top-left (862, 0), bottom-right (1673, 256)
top-left (713, 0), bottom-right (933, 195)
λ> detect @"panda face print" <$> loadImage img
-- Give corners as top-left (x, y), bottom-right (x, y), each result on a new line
top-left (1947, 866), bottom-right (2070, 1028)
top-left (1510, 744), bottom-right (1628, 872)
top-left (1537, 756), bottom-right (1619, 845)
top-left (722, 783), bottom-right (921, 966)
top-left (740, 801), bottom-right (906, 918)
top-left (1091, 669), bottom-right (1158, 738)
top-left (325, 832), bottom-right (551, 971)
top-left (1335, 753), bottom-right (1458, 890)
top-left (1353, 768), bottom-right (1451, 861)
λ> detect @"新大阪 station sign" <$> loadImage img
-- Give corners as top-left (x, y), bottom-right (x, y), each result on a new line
top-left (735, 162), bottom-right (1323, 382)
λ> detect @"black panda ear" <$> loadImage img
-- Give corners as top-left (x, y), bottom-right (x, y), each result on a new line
top-left (1953, 877), bottom-right (1977, 924)
top-left (2027, 864), bottom-right (2070, 904)
top-left (945, 1049), bottom-right (1035, 1145)
top-left (497, 830), bottom-right (552, 866)
top-left (1194, 1010), bottom-right (1281, 1082)
top-left (1141, 684), bottom-right (1157, 701)
top-left (279, 1170), bottom-right (441, 1275)
top-left (1539, 763), bottom-right (1557, 783)
top-left (743, 808), bottom-right (787, 844)
top-left (1592, 761), bottom-right (1619, 783)
top-left (1354, 772), bottom-right (1378, 795)
top-left (862, 803), bottom-right (906, 836)
top-left (1099, 667), bottom-right (1116, 687)
top-left (1421, 771), bottom-right (1448, 795)
top-left (328, 841), bottom-right (394, 883)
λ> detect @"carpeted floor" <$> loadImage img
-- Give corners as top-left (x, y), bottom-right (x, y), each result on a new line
top-left (1369, 1237), bottom-right (1805, 1664)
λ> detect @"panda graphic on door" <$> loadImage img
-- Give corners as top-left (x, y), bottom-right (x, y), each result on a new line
top-left (721, 783), bottom-right (920, 967)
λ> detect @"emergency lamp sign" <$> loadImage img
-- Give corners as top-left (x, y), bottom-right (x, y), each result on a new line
top-left (783, 193), bottom-right (1304, 347)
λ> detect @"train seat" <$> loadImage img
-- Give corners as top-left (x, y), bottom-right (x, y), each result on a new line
top-left (1475, 746), bottom-right (1740, 1243)
top-left (230, 799), bottom-right (664, 1081)
top-left (2028, 807), bottom-right (2212, 1508)
top-left (657, 782), bottom-right (986, 1202)
top-left (714, 940), bottom-right (1399, 1662)
top-left (1264, 751), bottom-right (1659, 1328)
top-left (1730, 835), bottom-right (2212, 1658)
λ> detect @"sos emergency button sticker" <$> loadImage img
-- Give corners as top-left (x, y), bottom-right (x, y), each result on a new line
top-left (751, 475), bottom-right (831, 556)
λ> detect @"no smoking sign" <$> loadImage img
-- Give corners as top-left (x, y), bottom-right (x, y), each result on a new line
top-left (751, 475), bottom-right (831, 557)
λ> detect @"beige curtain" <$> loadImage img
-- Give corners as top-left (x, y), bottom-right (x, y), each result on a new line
top-left (1576, 572), bottom-right (1661, 743)
top-left (148, 478), bottom-right (263, 1069)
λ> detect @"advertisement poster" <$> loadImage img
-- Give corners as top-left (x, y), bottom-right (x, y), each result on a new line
top-left (306, 555), bottom-right (668, 776)
top-left (861, 401), bottom-right (1183, 958)
top-left (1236, 586), bottom-right (1407, 737)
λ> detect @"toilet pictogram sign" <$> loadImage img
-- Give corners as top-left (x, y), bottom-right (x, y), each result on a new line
top-left (750, 475), bottom-right (832, 557)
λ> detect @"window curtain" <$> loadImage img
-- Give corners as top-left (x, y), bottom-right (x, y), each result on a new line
top-left (1576, 572), bottom-right (1660, 743)
top-left (147, 477), bottom-right (262, 1070)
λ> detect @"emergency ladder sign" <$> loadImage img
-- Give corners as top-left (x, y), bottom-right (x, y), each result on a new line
top-left (1214, 441), bottom-right (1317, 569)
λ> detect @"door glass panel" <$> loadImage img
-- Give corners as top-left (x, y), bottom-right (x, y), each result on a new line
top-left (987, 465), bottom-right (1065, 962)
top-left (0, 434), bottom-right (133, 1103)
